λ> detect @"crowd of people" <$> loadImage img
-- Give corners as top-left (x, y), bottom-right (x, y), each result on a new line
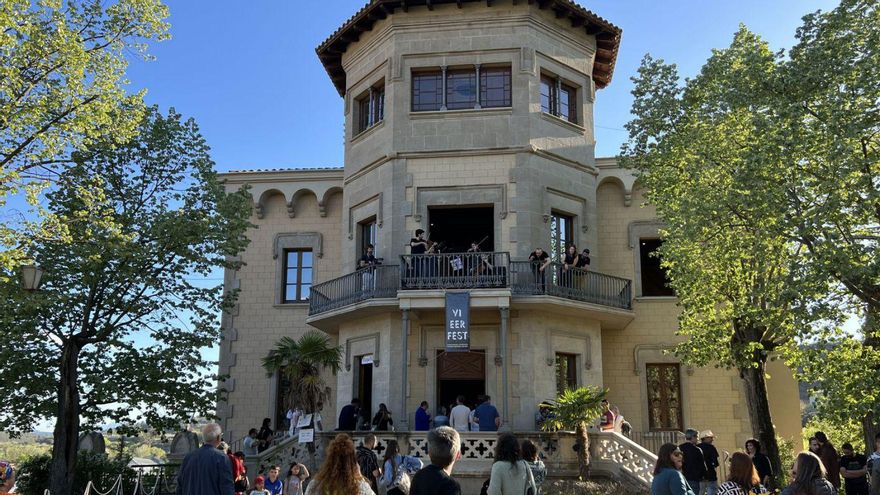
top-left (651, 429), bottom-right (880, 495)
top-left (331, 395), bottom-right (503, 434)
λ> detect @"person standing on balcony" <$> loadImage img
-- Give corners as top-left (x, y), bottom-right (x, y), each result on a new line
top-left (698, 431), bottom-right (720, 495)
top-left (474, 395), bottom-right (501, 432)
top-left (599, 399), bottom-right (615, 432)
top-left (410, 229), bottom-right (428, 280)
top-left (651, 443), bottom-right (696, 495)
top-left (337, 398), bottom-right (361, 431)
top-left (415, 401), bottom-right (432, 431)
top-left (576, 248), bottom-right (590, 292)
top-left (256, 418), bottom-right (273, 453)
top-left (372, 403), bottom-right (394, 431)
top-left (450, 395), bottom-right (471, 433)
top-left (528, 248), bottom-right (551, 293)
top-left (561, 245), bottom-right (579, 289)
top-left (680, 429), bottom-right (708, 495)
top-left (359, 244), bottom-right (378, 292)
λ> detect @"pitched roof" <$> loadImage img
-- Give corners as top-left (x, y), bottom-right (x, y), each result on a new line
top-left (315, 0), bottom-right (622, 96)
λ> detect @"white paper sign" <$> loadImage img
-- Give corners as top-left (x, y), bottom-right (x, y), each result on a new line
top-left (296, 413), bottom-right (312, 428)
top-left (298, 428), bottom-right (314, 443)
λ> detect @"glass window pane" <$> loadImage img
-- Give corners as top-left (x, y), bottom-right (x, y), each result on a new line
top-left (300, 285), bottom-right (311, 300)
top-left (481, 68), bottom-right (511, 108)
top-left (287, 269), bottom-right (298, 283)
top-left (286, 251), bottom-right (298, 268)
top-left (446, 69), bottom-right (476, 110)
top-left (561, 85), bottom-right (577, 123)
top-left (559, 89), bottom-right (571, 122)
top-left (301, 268), bottom-right (312, 284)
top-left (301, 251), bottom-right (313, 268)
top-left (412, 72), bottom-right (443, 111)
top-left (285, 286), bottom-right (297, 302)
top-left (540, 77), bottom-right (554, 114)
top-left (357, 96), bottom-right (370, 133)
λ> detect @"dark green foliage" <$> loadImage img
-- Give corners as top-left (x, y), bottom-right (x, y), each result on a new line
top-left (16, 452), bottom-right (138, 495)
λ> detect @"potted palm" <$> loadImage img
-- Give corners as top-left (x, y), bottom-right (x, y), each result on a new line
top-left (540, 386), bottom-right (608, 480)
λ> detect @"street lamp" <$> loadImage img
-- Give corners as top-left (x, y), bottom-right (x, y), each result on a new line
top-left (21, 264), bottom-right (44, 291)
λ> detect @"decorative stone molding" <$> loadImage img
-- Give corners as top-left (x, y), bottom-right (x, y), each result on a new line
top-left (632, 344), bottom-right (693, 376)
top-left (347, 193), bottom-right (383, 240)
top-left (254, 202), bottom-right (265, 219)
top-left (273, 232), bottom-right (323, 260)
top-left (413, 184), bottom-right (508, 225)
top-left (545, 331), bottom-right (592, 371)
top-left (345, 333), bottom-right (381, 371)
top-left (544, 187), bottom-right (590, 233)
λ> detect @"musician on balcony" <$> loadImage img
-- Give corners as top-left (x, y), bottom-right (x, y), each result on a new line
top-left (410, 229), bottom-right (428, 279)
top-left (359, 244), bottom-right (378, 292)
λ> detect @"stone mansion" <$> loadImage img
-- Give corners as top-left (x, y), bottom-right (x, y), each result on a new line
top-left (216, 0), bottom-right (801, 458)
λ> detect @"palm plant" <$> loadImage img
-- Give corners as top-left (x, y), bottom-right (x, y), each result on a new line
top-left (262, 331), bottom-right (342, 417)
top-left (540, 386), bottom-right (608, 480)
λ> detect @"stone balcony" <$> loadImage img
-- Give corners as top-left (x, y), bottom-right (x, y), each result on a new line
top-left (306, 253), bottom-right (634, 331)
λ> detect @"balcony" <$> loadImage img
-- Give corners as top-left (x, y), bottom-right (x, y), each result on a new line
top-left (308, 252), bottom-right (633, 326)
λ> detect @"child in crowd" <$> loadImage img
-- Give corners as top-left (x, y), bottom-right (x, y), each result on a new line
top-left (522, 439), bottom-right (547, 495)
top-left (264, 465), bottom-right (283, 495)
top-left (249, 476), bottom-right (270, 495)
top-left (284, 462), bottom-right (310, 495)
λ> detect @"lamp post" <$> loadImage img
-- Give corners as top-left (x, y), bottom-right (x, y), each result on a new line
top-left (21, 264), bottom-right (44, 291)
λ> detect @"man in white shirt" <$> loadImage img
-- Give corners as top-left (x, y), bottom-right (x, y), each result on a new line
top-left (449, 395), bottom-right (471, 433)
top-left (242, 428), bottom-right (259, 456)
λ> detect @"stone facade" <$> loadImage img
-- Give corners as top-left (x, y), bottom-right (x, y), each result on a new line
top-left (217, 0), bottom-right (801, 460)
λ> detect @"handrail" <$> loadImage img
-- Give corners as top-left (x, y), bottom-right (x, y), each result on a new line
top-left (510, 260), bottom-right (632, 310)
top-left (400, 251), bottom-right (510, 290)
top-left (309, 264), bottom-right (398, 315)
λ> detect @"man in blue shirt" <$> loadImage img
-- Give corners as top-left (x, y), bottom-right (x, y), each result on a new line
top-left (473, 395), bottom-right (501, 432)
top-left (415, 401), bottom-right (431, 431)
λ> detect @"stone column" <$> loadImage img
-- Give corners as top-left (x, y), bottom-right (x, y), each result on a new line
top-left (474, 64), bottom-right (482, 109)
top-left (441, 66), bottom-right (448, 111)
top-left (399, 309), bottom-right (411, 430)
top-left (500, 307), bottom-right (510, 430)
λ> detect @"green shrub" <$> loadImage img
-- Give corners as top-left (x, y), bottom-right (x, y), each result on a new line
top-left (15, 451), bottom-right (138, 495)
top-left (542, 478), bottom-right (648, 495)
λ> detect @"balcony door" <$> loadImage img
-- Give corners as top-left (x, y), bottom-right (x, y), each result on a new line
top-left (427, 206), bottom-right (494, 253)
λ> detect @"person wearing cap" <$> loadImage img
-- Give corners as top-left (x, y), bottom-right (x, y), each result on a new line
top-left (698, 430), bottom-right (720, 495)
top-left (249, 476), bottom-right (270, 495)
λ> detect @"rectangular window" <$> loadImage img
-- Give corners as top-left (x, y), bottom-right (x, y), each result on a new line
top-left (412, 71), bottom-right (443, 111)
top-left (283, 249), bottom-right (313, 302)
top-left (446, 69), bottom-right (477, 110)
top-left (639, 238), bottom-right (674, 296)
top-left (550, 211), bottom-right (574, 262)
top-left (646, 363), bottom-right (683, 431)
top-left (540, 75), bottom-right (557, 115)
top-left (480, 67), bottom-right (512, 108)
top-left (541, 72), bottom-right (579, 124)
top-left (555, 353), bottom-right (578, 394)
top-left (355, 83), bottom-right (385, 135)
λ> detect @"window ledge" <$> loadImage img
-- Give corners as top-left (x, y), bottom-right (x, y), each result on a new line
top-left (410, 107), bottom-right (513, 119)
top-left (540, 112), bottom-right (586, 133)
top-left (274, 302), bottom-right (310, 309)
top-left (634, 296), bottom-right (678, 302)
top-left (351, 120), bottom-right (385, 143)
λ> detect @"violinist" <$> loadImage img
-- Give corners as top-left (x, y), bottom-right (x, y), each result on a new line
top-left (410, 229), bottom-right (428, 279)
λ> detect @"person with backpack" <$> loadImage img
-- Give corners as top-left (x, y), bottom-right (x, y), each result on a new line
top-left (487, 433), bottom-right (537, 495)
top-left (381, 439), bottom-right (424, 495)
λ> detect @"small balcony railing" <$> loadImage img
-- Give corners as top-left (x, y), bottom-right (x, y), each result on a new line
top-left (309, 265), bottom-right (399, 315)
top-left (510, 261), bottom-right (632, 310)
top-left (307, 254), bottom-right (633, 316)
top-left (400, 252), bottom-right (510, 290)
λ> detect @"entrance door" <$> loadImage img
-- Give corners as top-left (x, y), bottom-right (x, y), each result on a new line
top-left (354, 355), bottom-right (374, 426)
top-left (428, 206), bottom-right (494, 253)
top-left (436, 350), bottom-right (486, 413)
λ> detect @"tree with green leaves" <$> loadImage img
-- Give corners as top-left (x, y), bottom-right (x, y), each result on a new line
top-left (622, 27), bottom-right (826, 486)
top-left (540, 386), bottom-right (607, 480)
top-left (0, 107), bottom-right (252, 495)
top-left (0, 0), bottom-right (170, 273)
top-left (262, 331), bottom-right (342, 419)
top-left (625, 0), bottom-right (880, 454)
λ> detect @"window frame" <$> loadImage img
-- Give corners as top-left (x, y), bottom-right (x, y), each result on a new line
top-left (646, 363), bottom-right (684, 431)
top-left (359, 217), bottom-right (377, 257)
top-left (445, 68), bottom-right (477, 110)
top-left (354, 81), bottom-right (386, 136)
top-left (540, 71), bottom-right (579, 124)
top-left (638, 238), bottom-right (674, 297)
top-left (480, 66), bottom-right (512, 108)
top-left (412, 64), bottom-right (512, 112)
top-left (550, 211), bottom-right (575, 262)
top-left (412, 70), bottom-right (444, 112)
top-left (555, 352), bottom-right (578, 394)
top-left (282, 248), bottom-right (313, 303)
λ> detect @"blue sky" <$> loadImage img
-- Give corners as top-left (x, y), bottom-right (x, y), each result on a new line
top-left (126, 0), bottom-right (840, 170)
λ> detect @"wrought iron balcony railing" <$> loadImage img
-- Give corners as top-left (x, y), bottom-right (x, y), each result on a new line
top-left (307, 253), bottom-right (632, 316)
top-left (509, 261), bottom-right (632, 309)
top-left (309, 264), bottom-right (399, 315)
top-left (399, 252), bottom-right (510, 290)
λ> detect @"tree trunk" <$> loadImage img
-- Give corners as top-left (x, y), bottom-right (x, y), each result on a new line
top-left (575, 424), bottom-right (590, 480)
top-left (740, 358), bottom-right (782, 491)
top-left (50, 341), bottom-right (81, 495)
top-left (862, 302), bottom-right (880, 453)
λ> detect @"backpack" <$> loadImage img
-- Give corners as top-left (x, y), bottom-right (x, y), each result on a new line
top-left (385, 455), bottom-right (423, 494)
